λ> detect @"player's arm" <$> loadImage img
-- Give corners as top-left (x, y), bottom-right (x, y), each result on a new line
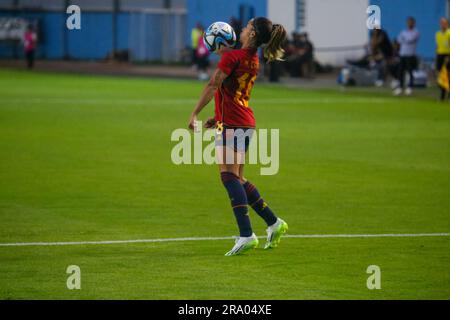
top-left (188, 68), bottom-right (228, 131)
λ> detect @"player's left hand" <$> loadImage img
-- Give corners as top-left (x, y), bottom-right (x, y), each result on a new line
top-left (204, 117), bottom-right (216, 129)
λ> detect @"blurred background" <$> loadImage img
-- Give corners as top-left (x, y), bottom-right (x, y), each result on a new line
top-left (0, 0), bottom-right (447, 88)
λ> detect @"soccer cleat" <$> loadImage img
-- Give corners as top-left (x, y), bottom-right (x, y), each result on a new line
top-left (225, 233), bottom-right (259, 256)
top-left (390, 79), bottom-right (400, 89)
top-left (264, 218), bottom-right (288, 249)
top-left (405, 87), bottom-right (413, 96)
top-left (393, 87), bottom-right (403, 96)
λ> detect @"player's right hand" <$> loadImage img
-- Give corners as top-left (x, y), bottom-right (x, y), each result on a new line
top-left (188, 114), bottom-right (198, 131)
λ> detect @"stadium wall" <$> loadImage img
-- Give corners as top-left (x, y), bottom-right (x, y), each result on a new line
top-left (0, 10), bottom-right (129, 60)
top-left (302, 0), bottom-right (369, 66)
top-left (267, 0), bottom-right (296, 35)
top-left (0, 0), bottom-right (265, 61)
top-left (370, 0), bottom-right (447, 61)
top-left (0, 1), bottom-right (444, 63)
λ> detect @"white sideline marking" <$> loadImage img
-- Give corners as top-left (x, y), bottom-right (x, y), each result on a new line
top-left (0, 233), bottom-right (449, 247)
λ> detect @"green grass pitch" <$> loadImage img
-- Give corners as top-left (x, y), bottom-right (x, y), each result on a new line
top-left (0, 68), bottom-right (449, 299)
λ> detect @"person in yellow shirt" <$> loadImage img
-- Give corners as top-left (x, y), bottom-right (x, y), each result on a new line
top-left (191, 23), bottom-right (203, 68)
top-left (436, 18), bottom-right (450, 100)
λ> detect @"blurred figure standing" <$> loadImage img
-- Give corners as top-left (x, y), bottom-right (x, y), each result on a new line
top-left (435, 17), bottom-right (450, 101)
top-left (285, 32), bottom-right (300, 77)
top-left (285, 32), bottom-right (314, 78)
top-left (370, 27), bottom-right (393, 87)
top-left (24, 24), bottom-right (37, 69)
top-left (195, 31), bottom-right (210, 81)
top-left (191, 23), bottom-right (203, 68)
top-left (394, 17), bottom-right (420, 96)
top-left (298, 32), bottom-right (314, 78)
top-left (388, 40), bottom-right (401, 89)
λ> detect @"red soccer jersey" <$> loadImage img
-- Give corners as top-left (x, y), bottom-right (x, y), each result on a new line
top-left (215, 48), bottom-right (259, 128)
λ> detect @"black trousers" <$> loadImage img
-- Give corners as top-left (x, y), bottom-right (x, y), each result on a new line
top-left (191, 49), bottom-right (197, 65)
top-left (26, 50), bottom-right (35, 69)
top-left (196, 56), bottom-right (209, 71)
top-left (398, 56), bottom-right (417, 89)
top-left (269, 60), bottom-right (282, 82)
top-left (436, 54), bottom-right (450, 100)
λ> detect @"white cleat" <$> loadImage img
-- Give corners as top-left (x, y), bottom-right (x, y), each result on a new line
top-left (224, 233), bottom-right (259, 256)
top-left (198, 72), bottom-right (209, 81)
top-left (264, 218), bottom-right (289, 249)
top-left (393, 87), bottom-right (403, 96)
top-left (390, 79), bottom-right (400, 89)
top-left (405, 87), bottom-right (413, 96)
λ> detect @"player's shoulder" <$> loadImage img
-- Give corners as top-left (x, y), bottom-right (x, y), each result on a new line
top-left (221, 48), bottom-right (244, 59)
top-left (219, 49), bottom-right (246, 68)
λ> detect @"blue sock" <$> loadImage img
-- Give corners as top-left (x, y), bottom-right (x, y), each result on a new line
top-left (220, 172), bottom-right (253, 237)
top-left (243, 181), bottom-right (278, 226)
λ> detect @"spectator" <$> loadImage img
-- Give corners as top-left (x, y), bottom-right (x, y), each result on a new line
top-left (298, 33), bottom-right (314, 78)
top-left (394, 17), bottom-right (420, 96)
top-left (346, 28), bottom-right (400, 88)
top-left (191, 23), bottom-right (203, 68)
top-left (346, 44), bottom-right (371, 69)
top-left (435, 17), bottom-right (450, 101)
top-left (388, 40), bottom-right (401, 88)
top-left (195, 33), bottom-right (210, 81)
top-left (285, 32), bottom-right (301, 77)
top-left (369, 27), bottom-right (393, 86)
top-left (285, 32), bottom-right (314, 78)
top-left (24, 24), bottom-right (37, 69)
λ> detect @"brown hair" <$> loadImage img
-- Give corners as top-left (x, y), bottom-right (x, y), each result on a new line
top-left (252, 17), bottom-right (287, 62)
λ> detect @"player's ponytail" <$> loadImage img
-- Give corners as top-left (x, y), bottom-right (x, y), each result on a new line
top-left (264, 24), bottom-right (287, 62)
top-left (252, 17), bottom-right (287, 63)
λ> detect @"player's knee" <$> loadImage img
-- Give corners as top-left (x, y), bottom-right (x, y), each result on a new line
top-left (220, 171), bottom-right (240, 184)
top-left (219, 164), bottom-right (239, 177)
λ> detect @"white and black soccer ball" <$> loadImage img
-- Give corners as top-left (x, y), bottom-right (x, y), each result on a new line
top-left (203, 22), bottom-right (237, 53)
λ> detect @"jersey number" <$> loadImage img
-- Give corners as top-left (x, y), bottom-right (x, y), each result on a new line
top-left (234, 73), bottom-right (256, 108)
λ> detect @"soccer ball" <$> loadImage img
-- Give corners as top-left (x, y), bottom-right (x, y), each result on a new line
top-left (203, 22), bottom-right (237, 53)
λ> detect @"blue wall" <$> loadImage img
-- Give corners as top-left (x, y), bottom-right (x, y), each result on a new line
top-left (0, 1), bottom-right (267, 61)
top-left (116, 13), bottom-right (130, 51)
top-left (0, 10), bottom-right (129, 60)
top-left (6, 0), bottom-right (444, 62)
top-left (370, 0), bottom-right (446, 60)
top-left (42, 13), bottom-right (65, 59)
top-left (0, 11), bottom-right (65, 59)
top-left (67, 13), bottom-right (113, 60)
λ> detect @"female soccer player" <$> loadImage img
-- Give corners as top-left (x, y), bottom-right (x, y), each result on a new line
top-left (188, 17), bottom-right (288, 256)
